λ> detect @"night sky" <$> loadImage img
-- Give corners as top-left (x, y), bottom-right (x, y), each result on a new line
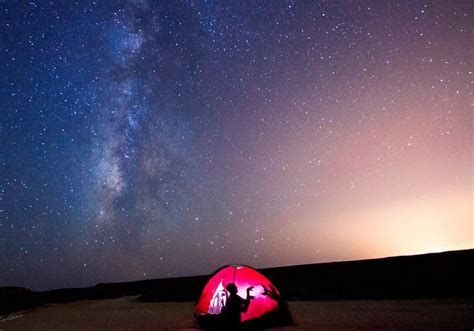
top-left (1, 1), bottom-right (472, 290)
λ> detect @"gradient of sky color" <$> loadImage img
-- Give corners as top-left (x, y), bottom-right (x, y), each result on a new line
top-left (1, 0), bottom-right (472, 290)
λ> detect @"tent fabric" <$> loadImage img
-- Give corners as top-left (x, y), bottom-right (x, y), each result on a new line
top-left (195, 265), bottom-right (293, 328)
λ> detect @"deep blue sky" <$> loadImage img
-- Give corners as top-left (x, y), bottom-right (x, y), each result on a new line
top-left (1, 1), bottom-right (471, 290)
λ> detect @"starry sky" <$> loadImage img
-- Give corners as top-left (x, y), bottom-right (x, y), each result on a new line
top-left (1, 1), bottom-right (472, 290)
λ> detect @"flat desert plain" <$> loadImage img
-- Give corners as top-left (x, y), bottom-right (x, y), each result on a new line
top-left (1, 296), bottom-right (473, 330)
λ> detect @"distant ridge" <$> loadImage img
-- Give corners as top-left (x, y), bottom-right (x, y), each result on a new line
top-left (1, 249), bottom-right (473, 315)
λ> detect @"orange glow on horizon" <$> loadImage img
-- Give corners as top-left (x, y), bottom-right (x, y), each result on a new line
top-left (291, 189), bottom-right (473, 264)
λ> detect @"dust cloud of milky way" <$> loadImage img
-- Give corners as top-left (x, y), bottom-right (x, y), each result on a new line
top-left (1, 1), bottom-right (471, 290)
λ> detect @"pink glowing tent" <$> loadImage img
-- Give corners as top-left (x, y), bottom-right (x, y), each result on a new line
top-left (194, 265), bottom-right (294, 328)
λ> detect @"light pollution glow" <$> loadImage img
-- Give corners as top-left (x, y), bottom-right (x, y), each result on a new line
top-left (1, 1), bottom-right (472, 290)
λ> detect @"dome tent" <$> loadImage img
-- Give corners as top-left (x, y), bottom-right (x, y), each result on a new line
top-left (194, 265), bottom-right (294, 329)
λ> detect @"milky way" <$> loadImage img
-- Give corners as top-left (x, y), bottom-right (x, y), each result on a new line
top-left (1, 1), bottom-right (472, 290)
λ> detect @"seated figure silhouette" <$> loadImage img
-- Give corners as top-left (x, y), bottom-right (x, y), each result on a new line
top-left (220, 283), bottom-right (254, 328)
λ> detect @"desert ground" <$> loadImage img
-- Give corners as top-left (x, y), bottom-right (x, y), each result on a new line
top-left (1, 296), bottom-right (473, 330)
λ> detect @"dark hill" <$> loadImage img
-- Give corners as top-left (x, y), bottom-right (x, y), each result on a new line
top-left (1, 249), bottom-right (472, 315)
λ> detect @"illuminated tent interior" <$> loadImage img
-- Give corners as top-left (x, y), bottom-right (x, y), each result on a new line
top-left (194, 265), bottom-right (294, 328)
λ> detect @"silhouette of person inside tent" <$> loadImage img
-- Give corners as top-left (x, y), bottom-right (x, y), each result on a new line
top-left (220, 283), bottom-right (254, 327)
top-left (261, 283), bottom-right (280, 301)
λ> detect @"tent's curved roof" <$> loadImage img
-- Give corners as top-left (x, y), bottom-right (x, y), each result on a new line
top-left (194, 264), bottom-right (280, 322)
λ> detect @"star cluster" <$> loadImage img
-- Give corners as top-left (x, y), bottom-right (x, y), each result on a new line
top-left (1, 1), bottom-right (471, 290)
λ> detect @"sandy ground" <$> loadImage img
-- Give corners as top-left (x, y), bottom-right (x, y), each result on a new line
top-left (1, 296), bottom-right (473, 330)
